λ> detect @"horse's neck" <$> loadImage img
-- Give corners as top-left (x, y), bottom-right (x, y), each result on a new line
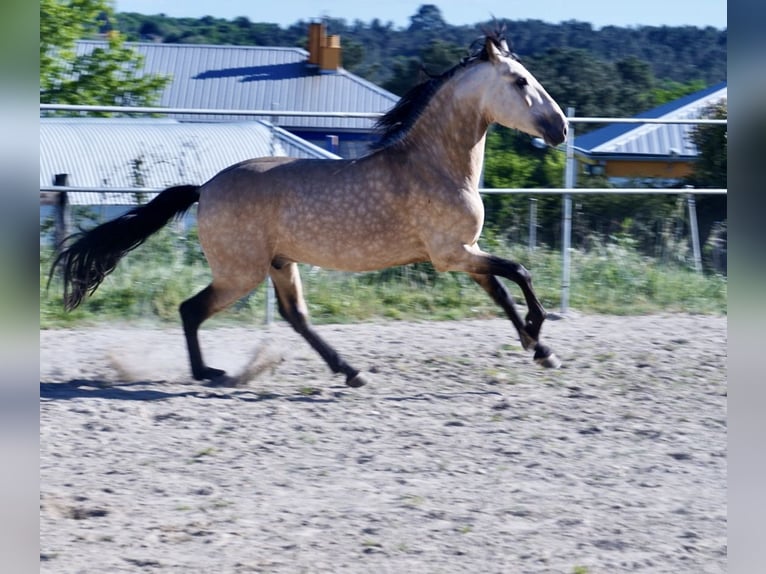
top-left (401, 86), bottom-right (489, 190)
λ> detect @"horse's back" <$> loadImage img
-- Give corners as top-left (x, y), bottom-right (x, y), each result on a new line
top-left (209, 156), bottom-right (301, 181)
top-left (198, 156), bottom-right (303, 215)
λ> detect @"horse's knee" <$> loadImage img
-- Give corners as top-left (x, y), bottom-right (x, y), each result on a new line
top-left (498, 259), bottom-right (532, 284)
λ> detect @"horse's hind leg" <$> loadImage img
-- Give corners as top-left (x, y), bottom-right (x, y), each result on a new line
top-left (269, 262), bottom-right (366, 387)
top-left (180, 279), bottom-right (259, 380)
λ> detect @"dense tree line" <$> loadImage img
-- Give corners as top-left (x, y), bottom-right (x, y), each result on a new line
top-left (113, 4), bottom-right (726, 93)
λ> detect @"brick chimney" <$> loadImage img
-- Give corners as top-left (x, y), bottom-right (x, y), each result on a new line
top-left (307, 22), bottom-right (342, 73)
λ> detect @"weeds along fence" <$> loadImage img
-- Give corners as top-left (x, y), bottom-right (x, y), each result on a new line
top-left (40, 104), bottom-right (727, 317)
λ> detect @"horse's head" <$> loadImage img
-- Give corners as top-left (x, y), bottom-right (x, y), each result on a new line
top-left (474, 35), bottom-right (567, 146)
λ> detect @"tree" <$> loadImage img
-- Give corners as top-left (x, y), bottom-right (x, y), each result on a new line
top-left (614, 57), bottom-right (654, 115)
top-left (40, 0), bottom-right (170, 109)
top-left (685, 100), bottom-right (727, 253)
top-left (408, 5), bottom-right (447, 34)
top-left (341, 39), bottom-right (365, 71)
top-left (525, 48), bottom-right (622, 120)
top-left (687, 101), bottom-right (727, 189)
top-left (381, 57), bottom-right (421, 96)
top-left (481, 127), bottom-right (565, 246)
top-left (138, 19), bottom-right (165, 40)
top-left (651, 79), bottom-right (707, 106)
top-left (381, 39), bottom-right (464, 96)
top-left (420, 39), bottom-right (466, 75)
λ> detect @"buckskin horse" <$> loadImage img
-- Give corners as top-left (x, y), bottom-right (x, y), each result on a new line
top-left (51, 28), bottom-right (568, 387)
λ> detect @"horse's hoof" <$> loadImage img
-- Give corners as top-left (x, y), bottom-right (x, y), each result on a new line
top-left (536, 353), bottom-right (561, 369)
top-left (194, 367), bottom-right (227, 381)
top-left (346, 372), bottom-right (367, 388)
top-left (204, 373), bottom-right (243, 388)
top-left (533, 345), bottom-right (561, 369)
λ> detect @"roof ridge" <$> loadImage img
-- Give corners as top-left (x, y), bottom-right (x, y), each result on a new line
top-left (78, 38), bottom-right (308, 55)
top-left (575, 82), bottom-right (727, 153)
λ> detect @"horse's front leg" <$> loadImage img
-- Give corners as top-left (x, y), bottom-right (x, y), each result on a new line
top-left (470, 273), bottom-right (560, 368)
top-left (469, 273), bottom-right (535, 350)
top-left (483, 254), bottom-right (547, 340)
top-left (431, 244), bottom-right (560, 368)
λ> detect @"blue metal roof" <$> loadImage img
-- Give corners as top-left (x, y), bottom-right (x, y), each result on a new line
top-left (40, 117), bottom-right (339, 205)
top-left (574, 81), bottom-right (727, 158)
top-left (75, 40), bottom-right (398, 132)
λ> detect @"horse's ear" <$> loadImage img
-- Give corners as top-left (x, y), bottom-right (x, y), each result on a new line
top-left (485, 36), bottom-right (503, 62)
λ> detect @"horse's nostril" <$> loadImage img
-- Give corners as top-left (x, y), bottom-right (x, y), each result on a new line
top-left (539, 116), bottom-right (567, 147)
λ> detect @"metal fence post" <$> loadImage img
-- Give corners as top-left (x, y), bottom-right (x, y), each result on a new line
top-left (561, 108), bottom-right (576, 315)
top-left (53, 173), bottom-right (71, 253)
top-left (686, 190), bottom-right (702, 273)
top-left (528, 197), bottom-right (537, 251)
top-left (265, 277), bottom-right (276, 325)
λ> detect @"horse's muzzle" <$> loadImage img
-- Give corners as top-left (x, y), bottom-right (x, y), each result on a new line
top-left (538, 115), bottom-right (568, 147)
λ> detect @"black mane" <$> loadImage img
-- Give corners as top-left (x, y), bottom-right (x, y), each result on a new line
top-left (372, 26), bottom-right (514, 150)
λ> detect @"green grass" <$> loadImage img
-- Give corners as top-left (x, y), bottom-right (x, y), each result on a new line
top-left (40, 228), bottom-right (726, 329)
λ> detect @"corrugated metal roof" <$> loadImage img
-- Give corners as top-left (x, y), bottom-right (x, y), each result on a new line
top-left (40, 117), bottom-right (339, 205)
top-left (574, 82), bottom-right (727, 157)
top-left (74, 40), bottom-right (398, 132)
top-left (271, 125), bottom-right (344, 160)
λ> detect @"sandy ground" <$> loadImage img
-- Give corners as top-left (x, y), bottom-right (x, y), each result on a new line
top-left (40, 312), bottom-right (727, 573)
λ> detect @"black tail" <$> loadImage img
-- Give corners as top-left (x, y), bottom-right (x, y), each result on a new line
top-left (49, 184), bottom-right (201, 311)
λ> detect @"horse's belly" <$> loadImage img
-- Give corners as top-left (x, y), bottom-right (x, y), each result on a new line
top-left (281, 226), bottom-right (428, 272)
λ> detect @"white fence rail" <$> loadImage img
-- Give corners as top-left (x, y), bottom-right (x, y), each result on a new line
top-left (40, 104), bottom-right (727, 316)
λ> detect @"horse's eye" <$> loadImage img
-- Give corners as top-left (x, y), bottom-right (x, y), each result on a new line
top-left (515, 76), bottom-right (528, 89)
